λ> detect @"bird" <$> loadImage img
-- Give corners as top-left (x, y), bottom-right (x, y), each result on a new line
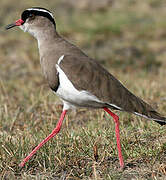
top-left (6, 7), bottom-right (166, 169)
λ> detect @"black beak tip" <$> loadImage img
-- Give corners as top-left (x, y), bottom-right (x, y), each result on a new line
top-left (5, 23), bottom-right (16, 30)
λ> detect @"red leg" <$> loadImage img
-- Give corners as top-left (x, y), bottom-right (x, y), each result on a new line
top-left (103, 107), bottom-right (124, 168)
top-left (19, 110), bottom-right (67, 167)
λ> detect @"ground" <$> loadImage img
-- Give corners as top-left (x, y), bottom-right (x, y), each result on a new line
top-left (0, 0), bottom-right (166, 179)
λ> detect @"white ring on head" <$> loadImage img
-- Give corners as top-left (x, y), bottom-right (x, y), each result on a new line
top-left (27, 8), bottom-right (54, 18)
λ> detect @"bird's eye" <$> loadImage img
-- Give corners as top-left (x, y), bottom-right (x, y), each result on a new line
top-left (29, 14), bottom-right (35, 20)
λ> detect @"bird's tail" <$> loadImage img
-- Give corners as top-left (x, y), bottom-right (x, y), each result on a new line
top-left (125, 93), bottom-right (166, 125)
top-left (133, 108), bottom-right (166, 125)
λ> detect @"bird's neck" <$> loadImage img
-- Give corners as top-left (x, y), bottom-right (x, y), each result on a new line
top-left (35, 28), bottom-right (59, 46)
top-left (33, 28), bottom-right (61, 58)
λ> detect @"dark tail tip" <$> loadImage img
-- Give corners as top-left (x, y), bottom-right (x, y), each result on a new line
top-left (155, 120), bottom-right (166, 126)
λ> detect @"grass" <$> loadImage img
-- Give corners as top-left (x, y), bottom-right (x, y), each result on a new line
top-left (0, 0), bottom-right (166, 179)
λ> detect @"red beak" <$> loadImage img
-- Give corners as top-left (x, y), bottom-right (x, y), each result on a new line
top-left (5, 19), bottom-right (24, 30)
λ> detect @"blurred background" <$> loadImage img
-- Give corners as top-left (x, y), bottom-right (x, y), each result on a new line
top-left (0, 0), bottom-right (166, 179)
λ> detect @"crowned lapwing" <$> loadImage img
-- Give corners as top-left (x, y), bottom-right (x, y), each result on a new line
top-left (6, 7), bottom-right (166, 168)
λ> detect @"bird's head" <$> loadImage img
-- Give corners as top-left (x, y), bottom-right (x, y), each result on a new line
top-left (6, 7), bottom-right (56, 38)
